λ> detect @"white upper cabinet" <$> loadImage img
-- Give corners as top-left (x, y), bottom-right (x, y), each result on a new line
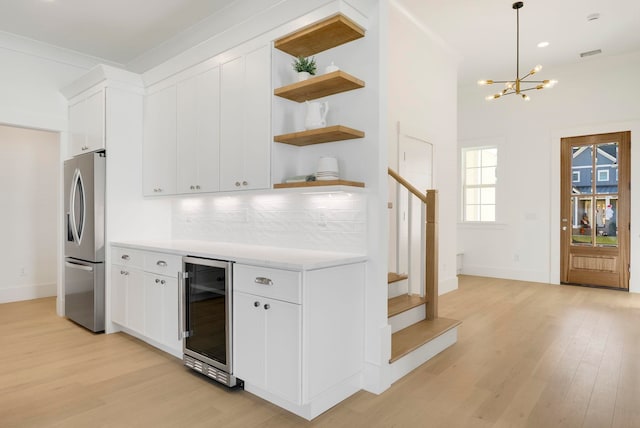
top-left (68, 88), bottom-right (105, 157)
top-left (220, 44), bottom-right (271, 191)
top-left (143, 85), bottom-right (177, 196)
top-left (176, 67), bottom-right (221, 194)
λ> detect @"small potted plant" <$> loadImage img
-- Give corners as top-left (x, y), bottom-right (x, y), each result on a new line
top-left (292, 56), bottom-right (317, 81)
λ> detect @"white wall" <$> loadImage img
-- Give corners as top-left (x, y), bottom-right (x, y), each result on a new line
top-left (458, 50), bottom-right (640, 293)
top-left (388, 2), bottom-right (459, 296)
top-left (0, 125), bottom-right (59, 302)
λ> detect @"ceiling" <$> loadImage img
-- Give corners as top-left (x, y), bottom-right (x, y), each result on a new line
top-left (1, 0), bottom-right (639, 83)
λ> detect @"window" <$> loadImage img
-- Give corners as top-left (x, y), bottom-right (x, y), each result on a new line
top-left (462, 147), bottom-right (497, 222)
top-left (597, 169), bottom-right (609, 182)
top-left (572, 171), bottom-right (580, 182)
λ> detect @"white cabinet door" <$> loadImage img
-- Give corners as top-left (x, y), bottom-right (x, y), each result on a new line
top-left (242, 45), bottom-right (271, 191)
top-left (68, 98), bottom-right (86, 156)
top-left (177, 67), bottom-right (221, 194)
top-left (234, 292), bottom-right (267, 389)
top-left (220, 45), bottom-right (271, 191)
top-left (68, 88), bottom-right (105, 157)
top-left (264, 297), bottom-right (301, 404)
top-left (161, 275), bottom-right (181, 353)
top-left (144, 273), bottom-right (181, 353)
top-left (111, 265), bottom-right (127, 326)
top-left (220, 56), bottom-right (245, 191)
top-left (234, 291), bottom-right (301, 403)
top-left (111, 264), bottom-right (144, 332)
top-left (84, 88), bottom-right (105, 152)
top-left (126, 268), bottom-right (145, 335)
top-left (143, 85), bottom-right (177, 196)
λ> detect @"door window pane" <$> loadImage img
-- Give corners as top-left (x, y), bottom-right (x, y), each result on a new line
top-left (595, 197), bottom-right (618, 247)
top-left (595, 142), bottom-right (618, 195)
top-left (572, 146), bottom-right (592, 195)
top-left (571, 196), bottom-right (593, 245)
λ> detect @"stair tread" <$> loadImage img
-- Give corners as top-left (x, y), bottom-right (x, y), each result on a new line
top-left (390, 317), bottom-right (461, 363)
top-left (388, 294), bottom-right (427, 318)
top-left (388, 272), bottom-right (409, 284)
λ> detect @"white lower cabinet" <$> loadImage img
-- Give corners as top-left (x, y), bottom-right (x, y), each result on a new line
top-left (234, 292), bottom-right (301, 404)
top-left (233, 262), bottom-right (365, 420)
top-left (110, 246), bottom-right (182, 357)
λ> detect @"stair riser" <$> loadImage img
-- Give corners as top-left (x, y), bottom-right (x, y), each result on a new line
top-left (388, 279), bottom-right (409, 299)
top-left (389, 304), bottom-right (425, 333)
top-left (390, 327), bottom-right (458, 384)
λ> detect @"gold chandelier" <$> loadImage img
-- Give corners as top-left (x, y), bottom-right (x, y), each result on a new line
top-left (478, 1), bottom-right (557, 101)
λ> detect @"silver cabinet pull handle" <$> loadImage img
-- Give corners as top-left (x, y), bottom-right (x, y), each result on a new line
top-left (254, 277), bottom-right (273, 286)
top-left (120, 270), bottom-right (129, 276)
top-left (157, 261), bottom-right (167, 267)
top-left (160, 280), bottom-right (166, 285)
top-left (254, 301), bottom-right (260, 307)
top-left (121, 254), bottom-right (130, 260)
top-left (235, 181), bottom-right (241, 187)
top-left (264, 303), bottom-right (270, 310)
top-left (242, 181), bottom-right (248, 186)
top-left (155, 278), bottom-right (160, 283)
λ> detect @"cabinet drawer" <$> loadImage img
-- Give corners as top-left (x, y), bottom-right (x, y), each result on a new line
top-left (144, 252), bottom-right (182, 277)
top-left (112, 246), bottom-right (144, 268)
top-left (234, 264), bottom-right (301, 304)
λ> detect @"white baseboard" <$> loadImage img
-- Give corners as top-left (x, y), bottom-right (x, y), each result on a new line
top-left (439, 276), bottom-right (458, 295)
top-left (462, 265), bottom-right (550, 284)
top-left (0, 282), bottom-right (56, 304)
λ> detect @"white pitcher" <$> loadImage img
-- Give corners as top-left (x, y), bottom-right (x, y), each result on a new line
top-left (305, 101), bottom-right (329, 130)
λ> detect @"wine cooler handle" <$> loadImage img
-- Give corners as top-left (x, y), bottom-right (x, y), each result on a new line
top-left (178, 271), bottom-right (185, 341)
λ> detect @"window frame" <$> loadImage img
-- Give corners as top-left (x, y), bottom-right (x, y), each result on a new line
top-left (572, 171), bottom-right (580, 183)
top-left (461, 146), bottom-right (497, 223)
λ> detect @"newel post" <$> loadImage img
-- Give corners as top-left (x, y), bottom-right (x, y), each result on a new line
top-left (426, 190), bottom-right (438, 320)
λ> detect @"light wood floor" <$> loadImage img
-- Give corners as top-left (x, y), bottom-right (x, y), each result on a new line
top-left (2, 275), bottom-right (640, 427)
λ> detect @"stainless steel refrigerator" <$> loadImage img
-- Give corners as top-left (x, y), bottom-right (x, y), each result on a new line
top-left (64, 151), bottom-right (106, 332)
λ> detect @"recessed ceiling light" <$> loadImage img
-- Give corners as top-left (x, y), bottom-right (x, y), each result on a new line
top-left (537, 41), bottom-right (550, 48)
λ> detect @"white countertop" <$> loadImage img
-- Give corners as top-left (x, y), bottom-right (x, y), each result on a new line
top-left (110, 240), bottom-right (366, 271)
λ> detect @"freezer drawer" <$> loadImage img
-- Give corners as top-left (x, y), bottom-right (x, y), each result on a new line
top-left (65, 258), bottom-right (105, 332)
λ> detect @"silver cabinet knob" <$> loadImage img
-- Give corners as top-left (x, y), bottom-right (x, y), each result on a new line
top-left (155, 278), bottom-right (160, 283)
top-left (264, 303), bottom-right (270, 310)
top-left (120, 270), bottom-right (129, 276)
top-left (196, 185), bottom-right (201, 190)
top-left (242, 181), bottom-right (248, 186)
top-left (160, 280), bottom-right (166, 285)
top-left (121, 254), bottom-right (130, 260)
top-left (156, 261), bottom-right (167, 267)
top-left (235, 181), bottom-right (241, 187)
top-left (254, 301), bottom-right (260, 307)
top-left (190, 185), bottom-right (195, 190)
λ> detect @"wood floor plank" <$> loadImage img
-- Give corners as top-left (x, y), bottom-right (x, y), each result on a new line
top-left (3, 277), bottom-right (640, 427)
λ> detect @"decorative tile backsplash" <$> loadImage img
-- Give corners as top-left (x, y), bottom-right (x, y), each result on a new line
top-left (172, 191), bottom-right (367, 253)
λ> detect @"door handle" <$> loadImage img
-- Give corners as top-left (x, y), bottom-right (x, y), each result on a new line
top-left (178, 271), bottom-right (185, 341)
top-left (65, 261), bottom-right (94, 272)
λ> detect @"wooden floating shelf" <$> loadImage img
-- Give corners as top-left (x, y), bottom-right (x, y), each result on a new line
top-left (274, 125), bottom-right (364, 146)
top-left (274, 14), bottom-right (365, 57)
top-left (274, 71), bottom-right (365, 102)
top-left (274, 179), bottom-right (365, 189)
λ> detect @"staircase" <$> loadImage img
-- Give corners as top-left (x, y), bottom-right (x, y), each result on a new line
top-left (387, 167), bottom-right (460, 382)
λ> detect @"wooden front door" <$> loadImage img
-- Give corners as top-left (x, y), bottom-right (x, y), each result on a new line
top-left (560, 131), bottom-right (630, 289)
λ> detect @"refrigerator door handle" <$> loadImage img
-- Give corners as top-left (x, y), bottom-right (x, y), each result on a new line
top-left (65, 261), bottom-right (94, 272)
top-left (69, 168), bottom-right (86, 245)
